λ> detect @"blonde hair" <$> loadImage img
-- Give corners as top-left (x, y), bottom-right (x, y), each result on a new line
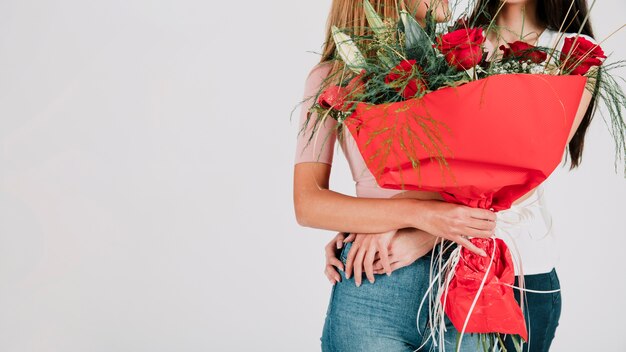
top-left (320, 0), bottom-right (402, 80)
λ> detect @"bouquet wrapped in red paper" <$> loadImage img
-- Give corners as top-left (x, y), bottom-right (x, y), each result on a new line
top-left (299, 1), bottom-right (626, 350)
top-left (343, 71), bottom-right (587, 343)
top-left (344, 73), bottom-right (587, 212)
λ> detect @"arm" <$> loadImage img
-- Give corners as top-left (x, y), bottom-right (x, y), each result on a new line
top-left (292, 65), bottom-right (430, 233)
top-left (567, 87), bottom-right (593, 144)
top-left (293, 65), bottom-right (495, 237)
top-left (294, 162), bottom-right (425, 233)
top-left (293, 162), bottom-right (495, 237)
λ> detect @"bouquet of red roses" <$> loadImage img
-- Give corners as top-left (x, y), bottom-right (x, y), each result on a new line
top-left (300, 1), bottom-right (625, 350)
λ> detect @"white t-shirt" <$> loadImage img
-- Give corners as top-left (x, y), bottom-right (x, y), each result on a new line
top-left (496, 29), bottom-right (595, 276)
top-left (496, 184), bottom-right (557, 276)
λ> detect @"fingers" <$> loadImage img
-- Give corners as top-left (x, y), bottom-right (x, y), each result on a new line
top-left (469, 207), bottom-right (497, 221)
top-left (363, 242), bottom-right (377, 284)
top-left (344, 241), bottom-right (359, 279)
top-left (467, 218), bottom-right (496, 232)
top-left (373, 260), bottom-right (406, 274)
top-left (328, 256), bottom-right (344, 273)
top-left (325, 240), bottom-right (341, 262)
top-left (324, 235), bottom-right (345, 285)
top-left (352, 244), bottom-right (367, 287)
top-left (377, 240), bottom-right (392, 277)
top-left (324, 264), bottom-right (341, 284)
top-left (467, 229), bottom-right (496, 239)
top-left (335, 232), bottom-right (346, 249)
top-left (372, 255), bottom-right (394, 271)
top-left (325, 256), bottom-right (344, 284)
top-left (344, 233), bottom-right (356, 243)
top-left (455, 236), bottom-right (487, 257)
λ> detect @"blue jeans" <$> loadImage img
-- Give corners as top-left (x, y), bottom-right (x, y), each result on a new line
top-left (320, 241), bottom-right (561, 352)
top-left (502, 269), bottom-right (562, 352)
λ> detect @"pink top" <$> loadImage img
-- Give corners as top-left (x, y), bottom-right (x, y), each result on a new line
top-left (294, 63), bottom-right (405, 198)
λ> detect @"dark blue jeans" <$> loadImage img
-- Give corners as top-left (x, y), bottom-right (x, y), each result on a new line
top-left (503, 269), bottom-right (562, 352)
top-left (321, 241), bottom-right (561, 352)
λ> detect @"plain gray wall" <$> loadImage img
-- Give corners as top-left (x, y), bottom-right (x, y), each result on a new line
top-left (0, 0), bottom-right (624, 351)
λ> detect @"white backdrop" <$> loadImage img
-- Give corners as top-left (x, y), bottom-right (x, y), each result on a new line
top-left (0, 0), bottom-right (625, 351)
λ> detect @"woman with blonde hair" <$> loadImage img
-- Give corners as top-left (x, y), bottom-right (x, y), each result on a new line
top-left (294, 1), bottom-right (497, 350)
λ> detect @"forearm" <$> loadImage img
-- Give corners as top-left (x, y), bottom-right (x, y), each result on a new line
top-left (294, 187), bottom-right (426, 234)
top-left (293, 163), bottom-right (494, 241)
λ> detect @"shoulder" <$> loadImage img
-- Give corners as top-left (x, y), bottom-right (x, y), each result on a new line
top-left (561, 32), bottom-right (599, 51)
top-left (541, 29), bottom-right (599, 51)
top-left (305, 62), bottom-right (333, 83)
top-left (562, 32), bottom-right (597, 43)
top-left (303, 61), bottom-right (334, 95)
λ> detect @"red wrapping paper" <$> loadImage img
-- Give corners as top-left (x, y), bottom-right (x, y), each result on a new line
top-left (444, 237), bottom-right (525, 338)
top-left (343, 74), bottom-right (587, 339)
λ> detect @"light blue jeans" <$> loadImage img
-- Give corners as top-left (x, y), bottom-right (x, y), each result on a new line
top-left (320, 241), bottom-right (562, 352)
top-left (320, 241), bottom-right (481, 351)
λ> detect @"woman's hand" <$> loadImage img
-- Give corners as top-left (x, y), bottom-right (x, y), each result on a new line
top-left (324, 228), bottom-right (440, 286)
top-left (372, 228), bottom-right (438, 274)
top-left (344, 230), bottom-right (396, 287)
top-left (324, 232), bottom-right (348, 284)
top-left (411, 199), bottom-right (495, 257)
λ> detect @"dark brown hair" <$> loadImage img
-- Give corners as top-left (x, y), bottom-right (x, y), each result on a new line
top-left (471, 0), bottom-right (597, 169)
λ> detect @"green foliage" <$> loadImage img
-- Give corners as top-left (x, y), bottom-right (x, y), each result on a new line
top-left (331, 26), bottom-right (367, 73)
top-left (400, 10), bottom-right (435, 63)
top-left (362, 0), bottom-right (385, 38)
top-left (591, 62), bottom-right (626, 175)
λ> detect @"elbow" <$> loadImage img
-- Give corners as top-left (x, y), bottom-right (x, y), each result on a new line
top-left (295, 214), bottom-right (310, 228)
top-left (294, 200), bottom-right (312, 228)
top-left (293, 191), bottom-right (316, 228)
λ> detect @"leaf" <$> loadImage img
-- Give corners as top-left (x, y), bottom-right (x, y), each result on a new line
top-left (377, 50), bottom-right (395, 69)
top-left (400, 10), bottom-right (434, 60)
top-left (363, 0), bottom-right (385, 38)
top-left (331, 26), bottom-right (367, 73)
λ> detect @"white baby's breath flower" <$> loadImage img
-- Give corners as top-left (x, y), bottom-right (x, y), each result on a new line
top-left (529, 64), bottom-right (545, 74)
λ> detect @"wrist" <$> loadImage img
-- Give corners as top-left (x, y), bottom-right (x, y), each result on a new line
top-left (402, 198), bottom-right (430, 229)
top-left (404, 198), bottom-right (431, 230)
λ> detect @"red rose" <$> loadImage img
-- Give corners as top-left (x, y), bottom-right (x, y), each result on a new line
top-left (384, 60), bottom-right (427, 99)
top-left (500, 41), bottom-right (547, 64)
top-left (318, 70), bottom-right (366, 111)
top-left (560, 36), bottom-right (606, 75)
top-left (435, 28), bottom-right (485, 70)
top-left (318, 86), bottom-right (350, 110)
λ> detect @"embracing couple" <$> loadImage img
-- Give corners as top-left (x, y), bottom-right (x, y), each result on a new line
top-left (294, 0), bottom-right (600, 351)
